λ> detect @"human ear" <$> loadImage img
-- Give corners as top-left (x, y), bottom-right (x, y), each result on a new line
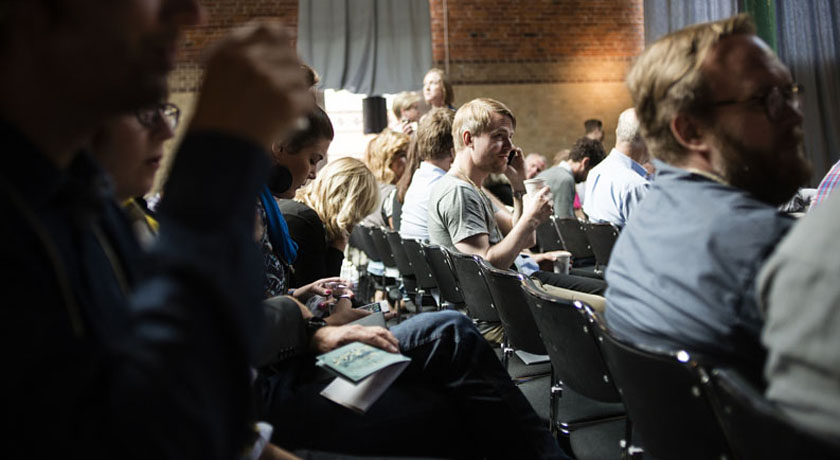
top-left (670, 114), bottom-right (708, 153)
top-left (462, 130), bottom-right (473, 149)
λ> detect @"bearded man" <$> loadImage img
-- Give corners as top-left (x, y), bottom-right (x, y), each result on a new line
top-left (604, 14), bottom-right (810, 379)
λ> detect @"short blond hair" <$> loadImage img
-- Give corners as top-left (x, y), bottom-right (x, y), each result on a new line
top-left (295, 157), bottom-right (379, 243)
top-left (392, 91), bottom-right (422, 119)
top-left (626, 14), bottom-right (755, 164)
top-left (452, 98), bottom-right (516, 150)
top-left (363, 128), bottom-right (409, 184)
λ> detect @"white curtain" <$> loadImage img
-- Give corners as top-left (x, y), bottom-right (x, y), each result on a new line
top-left (297, 0), bottom-right (432, 95)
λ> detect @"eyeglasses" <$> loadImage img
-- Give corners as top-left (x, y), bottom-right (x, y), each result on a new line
top-left (712, 83), bottom-right (803, 122)
top-left (135, 102), bottom-right (181, 131)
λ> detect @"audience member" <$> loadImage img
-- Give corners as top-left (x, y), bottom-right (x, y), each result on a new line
top-left (758, 192), bottom-right (840, 439)
top-left (0, 1), bottom-right (315, 458)
top-left (809, 158), bottom-right (840, 209)
top-left (524, 152), bottom-right (548, 179)
top-left (398, 108), bottom-right (455, 240)
top-left (423, 68), bottom-right (455, 110)
top-left (91, 102), bottom-right (179, 246)
top-left (538, 137), bottom-right (606, 218)
top-left (583, 108), bottom-right (650, 227)
top-left (282, 157), bottom-right (378, 287)
top-left (606, 14), bottom-right (810, 377)
top-left (392, 90), bottom-right (422, 135)
top-left (362, 128), bottom-right (409, 229)
top-left (260, 107), bottom-right (336, 300)
top-left (427, 98), bottom-right (606, 295)
top-left (584, 118), bottom-right (604, 143)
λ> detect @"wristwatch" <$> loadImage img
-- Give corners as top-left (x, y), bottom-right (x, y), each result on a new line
top-left (513, 189), bottom-right (527, 200)
top-left (305, 316), bottom-right (327, 338)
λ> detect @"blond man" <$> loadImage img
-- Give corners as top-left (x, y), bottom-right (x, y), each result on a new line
top-left (605, 14), bottom-right (810, 377)
top-left (427, 98), bottom-right (606, 295)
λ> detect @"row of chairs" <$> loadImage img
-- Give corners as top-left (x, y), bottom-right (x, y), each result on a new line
top-left (347, 225), bottom-right (840, 459)
top-left (536, 216), bottom-right (620, 272)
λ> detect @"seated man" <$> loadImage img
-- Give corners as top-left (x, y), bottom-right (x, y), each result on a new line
top-left (605, 14), bottom-right (810, 377)
top-left (428, 98), bottom-right (606, 296)
top-left (758, 191), bottom-right (840, 440)
top-left (538, 137), bottom-right (605, 218)
top-left (524, 152), bottom-right (548, 179)
top-left (399, 108), bottom-right (455, 240)
top-left (583, 108), bottom-right (650, 227)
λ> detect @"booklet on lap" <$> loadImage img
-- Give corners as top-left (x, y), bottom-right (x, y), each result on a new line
top-left (316, 314), bottom-right (410, 413)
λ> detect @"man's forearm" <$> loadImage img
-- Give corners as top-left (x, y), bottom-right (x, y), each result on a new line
top-left (485, 219), bottom-right (536, 269)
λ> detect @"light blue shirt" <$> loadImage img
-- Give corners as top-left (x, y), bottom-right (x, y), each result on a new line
top-left (583, 148), bottom-right (649, 227)
top-left (400, 162), bottom-right (447, 240)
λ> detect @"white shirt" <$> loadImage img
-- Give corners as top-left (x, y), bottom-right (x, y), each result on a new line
top-left (583, 148), bottom-right (649, 227)
top-left (400, 162), bottom-right (447, 240)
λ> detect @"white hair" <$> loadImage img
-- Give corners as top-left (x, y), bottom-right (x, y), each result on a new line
top-left (615, 108), bottom-right (642, 144)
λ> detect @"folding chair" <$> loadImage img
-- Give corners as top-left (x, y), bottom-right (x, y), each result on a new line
top-left (400, 238), bottom-right (439, 311)
top-left (553, 217), bottom-right (596, 269)
top-left (521, 283), bottom-right (628, 460)
top-left (587, 308), bottom-right (731, 460)
top-left (420, 243), bottom-right (465, 309)
top-left (585, 222), bottom-right (619, 269)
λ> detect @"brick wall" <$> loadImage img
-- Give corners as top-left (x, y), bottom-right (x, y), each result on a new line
top-left (163, 0), bottom-right (644, 175)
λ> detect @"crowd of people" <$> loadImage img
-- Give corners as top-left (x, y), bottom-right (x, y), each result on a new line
top-left (2, 1), bottom-right (838, 459)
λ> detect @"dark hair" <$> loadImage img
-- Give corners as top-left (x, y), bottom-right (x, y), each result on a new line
top-left (584, 119), bottom-right (603, 133)
top-left (396, 108), bottom-right (454, 203)
top-left (569, 137), bottom-right (606, 166)
top-left (282, 105), bottom-right (334, 153)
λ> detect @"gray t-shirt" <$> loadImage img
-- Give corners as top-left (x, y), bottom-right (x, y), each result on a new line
top-left (427, 174), bottom-right (502, 251)
top-left (538, 164), bottom-right (576, 218)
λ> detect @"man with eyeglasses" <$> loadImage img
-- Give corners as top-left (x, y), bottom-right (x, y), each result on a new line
top-left (0, 1), bottom-right (313, 459)
top-left (92, 103), bottom-right (180, 246)
top-left (603, 14), bottom-right (811, 380)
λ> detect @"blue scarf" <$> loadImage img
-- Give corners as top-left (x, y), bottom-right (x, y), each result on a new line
top-left (259, 185), bottom-right (298, 264)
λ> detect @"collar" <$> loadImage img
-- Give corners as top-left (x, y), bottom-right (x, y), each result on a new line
top-left (0, 119), bottom-right (110, 211)
top-left (608, 148), bottom-right (648, 178)
top-left (420, 161), bottom-right (447, 174)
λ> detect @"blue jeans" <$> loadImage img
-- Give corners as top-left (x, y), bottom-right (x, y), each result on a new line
top-left (258, 311), bottom-right (567, 459)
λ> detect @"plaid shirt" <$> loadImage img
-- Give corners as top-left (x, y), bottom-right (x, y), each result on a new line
top-left (811, 159), bottom-right (840, 209)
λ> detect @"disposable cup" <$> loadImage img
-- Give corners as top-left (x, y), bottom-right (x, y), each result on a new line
top-left (553, 253), bottom-right (571, 275)
top-left (524, 178), bottom-right (547, 195)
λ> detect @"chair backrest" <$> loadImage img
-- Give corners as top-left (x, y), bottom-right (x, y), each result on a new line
top-left (587, 309), bottom-right (732, 460)
top-left (585, 222), bottom-right (619, 267)
top-left (706, 368), bottom-right (840, 460)
top-left (401, 238), bottom-right (437, 290)
top-left (554, 217), bottom-right (594, 260)
top-left (478, 260), bottom-right (545, 355)
top-left (368, 225), bottom-right (397, 269)
top-left (421, 243), bottom-right (464, 305)
top-left (536, 218), bottom-right (564, 252)
top-left (384, 230), bottom-right (414, 276)
top-left (521, 283), bottom-right (620, 403)
top-left (350, 224), bottom-right (380, 262)
top-left (447, 251), bottom-right (500, 322)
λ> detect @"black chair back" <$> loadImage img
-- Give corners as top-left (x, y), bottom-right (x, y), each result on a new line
top-left (521, 284), bottom-right (620, 403)
top-left (401, 238), bottom-right (437, 290)
top-left (706, 368), bottom-right (840, 460)
top-left (554, 217), bottom-right (594, 260)
top-left (368, 226), bottom-right (397, 269)
top-left (421, 243), bottom-right (464, 305)
top-left (536, 217), bottom-right (564, 252)
top-left (587, 309), bottom-right (731, 460)
top-left (351, 224), bottom-right (381, 262)
top-left (447, 251), bottom-right (499, 322)
top-left (384, 230), bottom-right (414, 276)
top-left (478, 260), bottom-right (545, 355)
top-left (585, 222), bottom-right (619, 267)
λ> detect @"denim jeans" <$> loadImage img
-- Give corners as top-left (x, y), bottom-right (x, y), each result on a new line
top-left (258, 311), bottom-right (567, 459)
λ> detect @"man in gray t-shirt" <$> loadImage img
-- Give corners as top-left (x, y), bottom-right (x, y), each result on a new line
top-left (428, 175), bottom-right (502, 252)
top-left (537, 137), bottom-right (605, 218)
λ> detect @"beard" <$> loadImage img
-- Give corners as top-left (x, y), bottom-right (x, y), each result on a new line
top-left (715, 126), bottom-right (811, 207)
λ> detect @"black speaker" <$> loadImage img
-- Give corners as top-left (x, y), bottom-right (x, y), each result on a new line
top-left (362, 96), bottom-right (387, 134)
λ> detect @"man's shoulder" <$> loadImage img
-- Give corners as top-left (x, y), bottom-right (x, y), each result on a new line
top-left (539, 166), bottom-right (573, 184)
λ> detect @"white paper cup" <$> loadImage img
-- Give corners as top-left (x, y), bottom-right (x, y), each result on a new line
top-left (553, 253), bottom-right (571, 274)
top-left (524, 178), bottom-right (547, 195)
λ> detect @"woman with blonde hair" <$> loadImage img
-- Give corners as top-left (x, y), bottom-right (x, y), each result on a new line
top-left (361, 128), bottom-right (409, 228)
top-left (278, 157), bottom-right (379, 287)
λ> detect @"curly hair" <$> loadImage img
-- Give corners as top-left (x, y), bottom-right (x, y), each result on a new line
top-left (362, 128), bottom-right (409, 184)
top-left (295, 157), bottom-right (378, 243)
